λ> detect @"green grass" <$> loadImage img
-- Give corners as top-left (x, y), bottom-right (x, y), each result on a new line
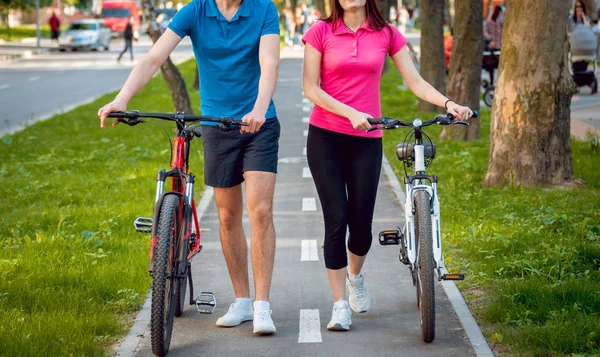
top-left (0, 25), bottom-right (66, 41)
top-left (380, 66), bottom-right (600, 356)
top-left (0, 59), bottom-right (202, 356)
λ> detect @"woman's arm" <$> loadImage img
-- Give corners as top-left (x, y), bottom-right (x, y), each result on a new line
top-left (98, 29), bottom-right (182, 127)
top-left (391, 47), bottom-right (472, 120)
top-left (302, 44), bottom-right (372, 130)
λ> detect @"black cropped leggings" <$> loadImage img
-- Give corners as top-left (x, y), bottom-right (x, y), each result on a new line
top-left (307, 125), bottom-right (382, 270)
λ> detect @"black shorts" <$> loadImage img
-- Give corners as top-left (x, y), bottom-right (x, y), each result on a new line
top-left (202, 117), bottom-right (280, 188)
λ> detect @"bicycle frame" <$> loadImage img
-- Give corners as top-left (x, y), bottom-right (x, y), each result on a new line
top-left (402, 124), bottom-right (444, 278)
top-left (149, 129), bottom-right (201, 275)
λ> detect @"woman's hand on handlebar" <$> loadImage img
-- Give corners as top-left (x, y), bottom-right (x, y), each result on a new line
top-left (348, 110), bottom-right (373, 131)
top-left (98, 99), bottom-right (127, 128)
top-left (446, 101), bottom-right (474, 121)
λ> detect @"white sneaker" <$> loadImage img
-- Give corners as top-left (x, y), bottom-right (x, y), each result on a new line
top-left (327, 300), bottom-right (352, 331)
top-left (347, 271), bottom-right (371, 313)
top-left (253, 310), bottom-right (276, 335)
top-left (216, 300), bottom-right (253, 327)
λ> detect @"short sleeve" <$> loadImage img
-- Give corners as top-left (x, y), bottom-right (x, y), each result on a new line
top-left (168, 1), bottom-right (197, 38)
top-left (388, 25), bottom-right (408, 56)
top-left (302, 20), bottom-right (325, 53)
top-left (261, 2), bottom-right (280, 36)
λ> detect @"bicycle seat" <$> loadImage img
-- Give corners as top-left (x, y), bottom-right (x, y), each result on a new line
top-left (396, 142), bottom-right (436, 161)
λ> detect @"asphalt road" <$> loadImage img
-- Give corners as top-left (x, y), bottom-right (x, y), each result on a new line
top-left (131, 56), bottom-right (477, 357)
top-left (0, 36), bottom-right (194, 136)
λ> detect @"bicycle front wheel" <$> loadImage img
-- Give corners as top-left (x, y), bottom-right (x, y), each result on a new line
top-left (415, 190), bottom-right (435, 343)
top-left (151, 195), bottom-right (180, 356)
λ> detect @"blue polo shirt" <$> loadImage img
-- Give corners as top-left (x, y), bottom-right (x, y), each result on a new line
top-left (168, 0), bottom-right (279, 119)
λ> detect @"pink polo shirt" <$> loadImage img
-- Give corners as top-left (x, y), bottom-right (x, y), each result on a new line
top-left (303, 19), bottom-right (407, 138)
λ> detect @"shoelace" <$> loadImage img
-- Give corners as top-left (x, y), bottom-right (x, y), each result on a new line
top-left (351, 277), bottom-right (366, 300)
top-left (332, 305), bottom-right (350, 321)
top-left (255, 310), bottom-right (272, 321)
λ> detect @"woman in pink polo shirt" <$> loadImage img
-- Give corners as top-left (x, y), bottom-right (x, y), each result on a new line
top-left (302, 0), bottom-right (473, 331)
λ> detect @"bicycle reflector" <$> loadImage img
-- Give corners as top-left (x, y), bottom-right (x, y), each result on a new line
top-left (440, 274), bottom-right (465, 281)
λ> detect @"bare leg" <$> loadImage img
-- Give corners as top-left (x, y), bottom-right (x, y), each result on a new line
top-left (348, 251), bottom-right (367, 276)
top-left (244, 171), bottom-right (276, 302)
top-left (327, 267), bottom-right (347, 302)
top-left (214, 185), bottom-right (250, 298)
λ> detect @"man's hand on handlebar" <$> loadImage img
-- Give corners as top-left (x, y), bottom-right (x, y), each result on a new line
top-left (446, 101), bottom-right (474, 121)
top-left (98, 100), bottom-right (127, 128)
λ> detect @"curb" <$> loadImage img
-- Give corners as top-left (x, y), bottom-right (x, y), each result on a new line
top-left (114, 186), bottom-right (215, 357)
top-left (381, 156), bottom-right (495, 357)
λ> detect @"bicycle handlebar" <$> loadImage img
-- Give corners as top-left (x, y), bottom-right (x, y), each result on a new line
top-left (106, 111), bottom-right (248, 128)
top-left (366, 111), bottom-right (478, 132)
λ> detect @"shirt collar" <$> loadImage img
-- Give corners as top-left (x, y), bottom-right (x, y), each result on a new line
top-left (206, 0), bottom-right (250, 20)
top-left (332, 18), bottom-right (375, 35)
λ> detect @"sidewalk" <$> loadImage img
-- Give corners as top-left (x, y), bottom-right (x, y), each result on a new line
top-left (0, 37), bottom-right (56, 61)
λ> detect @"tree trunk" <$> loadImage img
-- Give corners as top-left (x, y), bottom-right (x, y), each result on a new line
top-left (446, 0), bottom-right (455, 32)
top-left (440, 0), bottom-right (483, 140)
top-left (193, 64), bottom-right (199, 91)
top-left (141, 0), bottom-right (193, 114)
top-left (484, 0), bottom-right (574, 187)
top-left (418, 0), bottom-right (445, 113)
top-left (581, 0), bottom-right (597, 20)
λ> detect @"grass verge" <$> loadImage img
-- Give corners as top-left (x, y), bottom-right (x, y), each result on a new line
top-left (0, 25), bottom-right (67, 42)
top-left (0, 59), bottom-right (202, 356)
top-left (381, 67), bottom-right (600, 356)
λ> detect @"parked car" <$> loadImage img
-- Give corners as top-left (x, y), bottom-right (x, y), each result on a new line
top-left (59, 19), bottom-right (111, 51)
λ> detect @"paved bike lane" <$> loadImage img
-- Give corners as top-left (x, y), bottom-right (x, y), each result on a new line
top-left (129, 50), bottom-right (487, 357)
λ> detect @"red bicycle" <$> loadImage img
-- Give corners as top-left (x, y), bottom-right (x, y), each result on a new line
top-left (107, 111), bottom-right (247, 357)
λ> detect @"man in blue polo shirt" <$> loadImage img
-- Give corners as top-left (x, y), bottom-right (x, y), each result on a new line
top-left (98, 0), bottom-right (280, 335)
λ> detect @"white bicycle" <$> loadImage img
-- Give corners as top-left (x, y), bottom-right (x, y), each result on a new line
top-left (368, 111), bottom-right (478, 343)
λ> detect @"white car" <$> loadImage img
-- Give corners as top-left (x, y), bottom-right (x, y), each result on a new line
top-left (59, 19), bottom-right (111, 51)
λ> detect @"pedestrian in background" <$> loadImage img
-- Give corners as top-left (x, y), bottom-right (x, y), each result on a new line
top-left (302, 0), bottom-right (473, 332)
top-left (281, 7), bottom-right (295, 47)
top-left (117, 16), bottom-right (134, 63)
top-left (398, 5), bottom-right (408, 33)
top-left (49, 13), bottom-right (60, 44)
top-left (294, 6), bottom-right (305, 46)
top-left (406, 4), bottom-right (414, 31)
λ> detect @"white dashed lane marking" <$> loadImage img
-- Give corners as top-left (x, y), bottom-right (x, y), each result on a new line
top-left (300, 240), bottom-right (319, 261)
top-left (298, 309), bottom-right (322, 343)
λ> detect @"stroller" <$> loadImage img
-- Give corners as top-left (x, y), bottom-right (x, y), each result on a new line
top-left (570, 25), bottom-right (598, 94)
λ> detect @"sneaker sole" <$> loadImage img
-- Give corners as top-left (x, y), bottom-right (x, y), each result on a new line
top-left (215, 317), bottom-right (253, 327)
top-left (327, 323), bottom-right (351, 331)
top-left (349, 297), bottom-right (371, 314)
top-left (253, 328), bottom-right (276, 335)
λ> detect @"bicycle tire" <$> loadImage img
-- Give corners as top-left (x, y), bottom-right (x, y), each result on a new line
top-left (415, 190), bottom-right (435, 343)
top-left (151, 195), bottom-right (180, 356)
top-left (174, 261), bottom-right (189, 317)
top-left (483, 88), bottom-right (494, 107)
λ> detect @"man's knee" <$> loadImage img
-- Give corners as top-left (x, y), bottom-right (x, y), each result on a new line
top-left (248, 201), bottom-right (273, 229)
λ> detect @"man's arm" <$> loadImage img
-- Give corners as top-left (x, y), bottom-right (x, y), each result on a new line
top-left (98, 29), bottom-right (182, 127)
top-left (242, 34), bottom-right (280, 133)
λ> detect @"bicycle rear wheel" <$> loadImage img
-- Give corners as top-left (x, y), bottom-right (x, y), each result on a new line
top-left (415, 190), bottom-right (435, 343)
top-left (151, 195), bottom-right (181, 356)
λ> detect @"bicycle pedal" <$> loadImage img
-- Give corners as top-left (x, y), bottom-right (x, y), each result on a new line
top-left (378, 229), bottom-right (401, 245)
top-left (134, 217), bottom-right (152, 233)
top-left (440, 273), bottom-right (465, 281)
top-left (195, 292), bottom-right (217, 314)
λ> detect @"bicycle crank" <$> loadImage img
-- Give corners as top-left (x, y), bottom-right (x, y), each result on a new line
top-left (195, 292), bottom-right (217, 314)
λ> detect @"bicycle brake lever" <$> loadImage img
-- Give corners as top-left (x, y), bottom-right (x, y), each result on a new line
top-left (118, 117), bottom-right (143, 126)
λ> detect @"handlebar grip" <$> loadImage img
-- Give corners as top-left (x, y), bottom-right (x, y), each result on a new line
top-left (447, 109), bottom-right (479, 121)
top-left (107, 111), bottom-right (129, 118)
top-left (367, 118), bottom-right (384, 125)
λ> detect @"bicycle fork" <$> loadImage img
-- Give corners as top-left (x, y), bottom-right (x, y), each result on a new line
top-left (378, 183), bottom-right (464, 282)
